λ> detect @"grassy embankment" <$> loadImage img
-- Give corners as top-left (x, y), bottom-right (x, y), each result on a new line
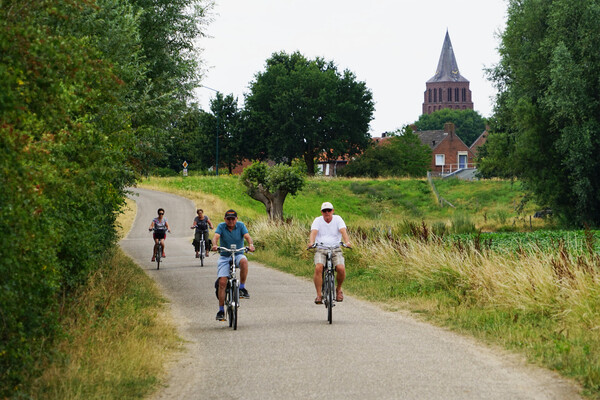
top-left (27, 198), bottom-right (181, 400)
top-left (141, 175), bottom-right (599, 398)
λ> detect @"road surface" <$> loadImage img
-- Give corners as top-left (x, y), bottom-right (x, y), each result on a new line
top-left (120, 188), bottom-right (580, 400)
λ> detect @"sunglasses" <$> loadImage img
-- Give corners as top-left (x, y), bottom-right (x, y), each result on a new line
top-left (158, 212), bottom-right (164, 215)
top-left (321, 209), bottom-right (332, 213)
top-left (226, 217), bottom-right (236, 220)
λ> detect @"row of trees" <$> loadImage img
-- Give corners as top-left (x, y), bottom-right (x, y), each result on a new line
top-left (165, 51), bottom-right (377, 176)
top-left (0, 0), bottom-right (211, 395)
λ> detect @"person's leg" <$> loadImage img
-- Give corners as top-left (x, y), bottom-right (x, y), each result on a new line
top-left (160, 238), bottom-right (166, 256)
top-left (313, 263), bottom-right (324, 299)
top-left (152, 237), bottom-right (159, 260)
top-left (218, 276), bottom-right (227, 307)
top-left (194, 230), bottom-right (200, 256)
top-left (335, 264), bottom-right (346, 301)
top-left (238, 256), bottom-right (248, 285)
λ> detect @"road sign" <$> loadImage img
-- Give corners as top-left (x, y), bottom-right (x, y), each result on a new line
top-left (183, 168), bottom-right (188, 177)
top-left (182, 161), bottom-right (188, 168)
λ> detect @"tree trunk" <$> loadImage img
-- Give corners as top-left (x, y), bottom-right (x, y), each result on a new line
top-left (270, 189), bottom-right (288, 221)
top-left (304, 152), bottom-right (315, 176)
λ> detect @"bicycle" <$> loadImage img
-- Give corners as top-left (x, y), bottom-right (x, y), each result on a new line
top-left (151, 227), bottom-right (168, 270)
top-left (308, 242), bottom-right (348, 324)
top-left (216, 245), bottom-right (250, 330)
top-left (191, 225), bottom-right (211, 267)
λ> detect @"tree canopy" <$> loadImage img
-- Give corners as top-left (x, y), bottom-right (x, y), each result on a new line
top-left (243, 51), bottom-right (375, 175)
top-left (341, 127), bottom-right (431, 178)
top-left (414, 108), bottom-right (486, 146)
top-left (485, 0), bottom-right (600, 225)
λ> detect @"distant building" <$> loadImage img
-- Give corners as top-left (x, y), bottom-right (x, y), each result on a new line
top-left (416, 122), bottom-right (476, 176)
top-left (422, 31), bottom-right (474, 115)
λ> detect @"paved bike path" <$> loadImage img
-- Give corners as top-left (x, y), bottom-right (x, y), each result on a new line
top-left (120, 188), bottom-right (581, 400)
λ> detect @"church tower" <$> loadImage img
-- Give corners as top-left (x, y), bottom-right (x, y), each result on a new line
top-left (422, 31), bottom-right (473, 115)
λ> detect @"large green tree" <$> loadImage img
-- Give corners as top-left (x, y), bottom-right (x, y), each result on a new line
top-left (244, 51), bottom-right (375, 175)
top-left (487, 0), bottom-right (600, 225)
top-left (414, 108), bottom-right (486, 146)
top-left (341, 127), bottom-right (431, 178)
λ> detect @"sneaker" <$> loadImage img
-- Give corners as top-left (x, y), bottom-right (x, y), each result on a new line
top-left (162, 252), bottom-right (166, 258)
top-left (239, 288), bottom-right (250, 299)
top-left (216, 310), bottom-right (225, 321)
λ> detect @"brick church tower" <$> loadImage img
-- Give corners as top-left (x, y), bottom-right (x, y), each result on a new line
top-left (422, 31), bottom-right (473, 115)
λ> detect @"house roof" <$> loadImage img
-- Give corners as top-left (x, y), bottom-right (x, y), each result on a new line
top-left (470, 130), bottom-right (488, 150)
top-left (427, 31), bottom-right (469, 83)
top-left (417, 130), bottom-right (448, 150)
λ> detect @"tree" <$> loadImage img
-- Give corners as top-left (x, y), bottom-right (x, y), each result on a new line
top-left (244, 51), bottom-right (375, 175)
top-left (414, 108), bottom-right (486, 146)
top-left (341, 126), bottom-right (431, 178)
top-left (240, 162), bottom-right (306, 221)
top-left (488, 0), bottom-right (600, 225)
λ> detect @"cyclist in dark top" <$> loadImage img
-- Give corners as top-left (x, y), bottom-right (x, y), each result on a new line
top-left (149, 208), bottom-right (171, 261)
top-left (191, 209), bottom-right (214, 258)
top-left (211, 209), bottom-right (255, 321)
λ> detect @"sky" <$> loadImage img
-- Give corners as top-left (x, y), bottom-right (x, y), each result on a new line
top-left (194, 0), bottom-right (508, 137)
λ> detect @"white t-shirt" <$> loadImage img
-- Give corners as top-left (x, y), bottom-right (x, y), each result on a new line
top-left (311, 215), bottom-right (347, 247)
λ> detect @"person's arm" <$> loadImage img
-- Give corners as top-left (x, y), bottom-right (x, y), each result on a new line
top-left (244, 233), bottom-right (255, 252)
top-left (211, 233), bottom-right (221, 251)
top-left (308, 229), bottom-right (318, 248)
top-left (339, 227), bottom-right (351, 248)
top-left (191, 218), bottom-right (197, 229)
top-left (149, 220), bottom-right (154, 231)
top-left (208, 218), bottom-right (214, 229)
top-left (165, 220), bottom-right (171, 232)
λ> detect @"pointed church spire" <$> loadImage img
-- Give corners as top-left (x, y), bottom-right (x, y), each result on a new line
top-left (427, 30), bottom-right (468, 83)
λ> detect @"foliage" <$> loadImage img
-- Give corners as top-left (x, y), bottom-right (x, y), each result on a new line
top-left (0, 0), bottom-right (211, 394)
top-left (240, 162), bottom-right (306, 220)
top-left (414, 108), bottom-right (486, 146)
top-left (341, 127), bottom-right (431, 178)
top-left (244, 51), bottom-right (375, 175)
top-left (487, 0), bottom-right (600, 226)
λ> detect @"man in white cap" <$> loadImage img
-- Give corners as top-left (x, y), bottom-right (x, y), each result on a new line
top-left (307, 201), bottom-right (351, 304)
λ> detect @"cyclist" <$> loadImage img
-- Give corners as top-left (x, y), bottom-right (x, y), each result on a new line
top-left (149, 208), bottom-right (171, 261)
top-left (307, 202), bottom-right (351, 304)
top-left (211, 209), bottom-right (255, 321)
top-left (191, 209), bottom-right (214, 258)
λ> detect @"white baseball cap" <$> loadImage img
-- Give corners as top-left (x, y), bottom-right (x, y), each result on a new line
top-left (321, 202), bottom-right (334, 210)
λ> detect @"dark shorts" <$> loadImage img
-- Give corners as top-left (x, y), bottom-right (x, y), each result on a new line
top-left (153, 231), bottom-right (166, 240)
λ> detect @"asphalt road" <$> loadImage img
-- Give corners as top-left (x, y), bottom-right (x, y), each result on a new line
top-left (120, 188), bottom-right (581, 400)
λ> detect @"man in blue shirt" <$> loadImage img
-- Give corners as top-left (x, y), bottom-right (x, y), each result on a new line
top-left (211, 209), bottom-right (255, 321)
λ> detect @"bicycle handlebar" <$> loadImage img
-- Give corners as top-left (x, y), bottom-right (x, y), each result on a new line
top-left (215, 246), bottom-right (251, 254)
top-left (307, 242), bottom-right (350, 250)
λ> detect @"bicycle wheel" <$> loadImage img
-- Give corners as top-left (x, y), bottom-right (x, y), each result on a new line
top-left (156, 244), bottom-right (161, 270)
top-left (199, 240), bottom-right (205, 267)
top-left (226, 284), bottom-right (233, 327)
top-left (232, 280), bottom-right (239, 330)
top-left (326, 273), bottom-right (334, 324)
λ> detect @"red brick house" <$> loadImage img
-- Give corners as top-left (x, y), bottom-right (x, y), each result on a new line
top-left (416, 122), bottom-right (476, 176)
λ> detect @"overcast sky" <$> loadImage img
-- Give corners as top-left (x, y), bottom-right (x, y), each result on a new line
top-left (195, 0), bottom-right (508, 137)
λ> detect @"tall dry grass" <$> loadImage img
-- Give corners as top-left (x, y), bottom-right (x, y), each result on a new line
top-left (250, 219), bottom-right (600, 395)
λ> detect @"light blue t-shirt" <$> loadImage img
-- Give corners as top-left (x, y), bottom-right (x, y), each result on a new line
top-left (215, 221), bottom-right (249, 256)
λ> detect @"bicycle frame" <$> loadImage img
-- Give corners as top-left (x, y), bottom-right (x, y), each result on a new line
top-left (153, 227), bottom-right (167, 270)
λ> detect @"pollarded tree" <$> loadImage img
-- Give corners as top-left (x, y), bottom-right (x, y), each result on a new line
top-left (244, 51), bottom-right (375, 175)
top-left (488, 0), bottom-right (600, 225)
top-left (240, 161), bottom-right (305, 221)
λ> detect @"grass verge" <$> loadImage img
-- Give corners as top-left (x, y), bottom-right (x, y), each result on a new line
top-left (27, 199), bottom-right (181, 399)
